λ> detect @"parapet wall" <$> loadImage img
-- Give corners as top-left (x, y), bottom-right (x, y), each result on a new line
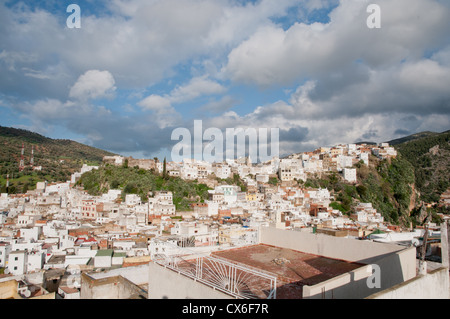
top-left (147, 262), bottom-right (233, 299)
top-left (367, 267), bottom-right (449, 299)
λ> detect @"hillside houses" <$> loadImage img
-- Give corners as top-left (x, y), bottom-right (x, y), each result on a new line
top-left (0, 141), bottom-right (407, 299)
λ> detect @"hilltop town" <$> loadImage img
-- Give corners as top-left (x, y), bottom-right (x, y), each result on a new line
top-left (0, 141), bottom-right (448, 299)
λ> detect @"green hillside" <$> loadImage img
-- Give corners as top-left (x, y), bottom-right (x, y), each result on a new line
top-left (304, 154), bottom-right (416, 226)
top-left (306, 129), bottom-right (450, 227)
top-left (0, 125), bottom-right (117, 193)
top-left (387, 131), bottom-right (442, 146)
top-left (391, 130), bottom-right (450, 203)
top-left (76, 164), bottom-right (211, 211)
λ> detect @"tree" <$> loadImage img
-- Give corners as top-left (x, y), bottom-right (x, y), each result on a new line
top-left (163, 157), bottom-right (167, 180)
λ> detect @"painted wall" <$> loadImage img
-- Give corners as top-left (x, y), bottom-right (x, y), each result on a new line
top-left (147, 262), bottom-right (233, 299)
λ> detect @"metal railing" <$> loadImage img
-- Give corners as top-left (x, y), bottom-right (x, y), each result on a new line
top-left (152, 240), bottom-right (277, 299)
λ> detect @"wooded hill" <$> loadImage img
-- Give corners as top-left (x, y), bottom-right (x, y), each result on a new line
top-left (389, 130), bottom-right (450, 204)
top-left (0, 125), bottom-right (116, 193)
top-left (297, 130), bottom-right (449, 227)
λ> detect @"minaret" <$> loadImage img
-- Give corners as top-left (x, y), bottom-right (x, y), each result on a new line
top-left (19, 143), bottom-right (25, 172)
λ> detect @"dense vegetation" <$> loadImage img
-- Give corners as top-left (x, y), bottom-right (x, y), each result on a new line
top-left (392, 130), bottom-right (450, 203)
top-left (0, 126), bottom-right (116, 193)
top-left (303, 130), bottom-right (450, 226)
top-left (77, 164), bottom-right (211, 211)
top-left (304, 155), bottom-right (416, 225)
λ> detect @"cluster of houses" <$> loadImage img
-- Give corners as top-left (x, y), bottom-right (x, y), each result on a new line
top-left (0, 141), bottom-right (403, 298)
top-left (104, 142), bottom-right (396, 185)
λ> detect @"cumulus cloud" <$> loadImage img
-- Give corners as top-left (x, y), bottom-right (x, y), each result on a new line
top-left (137, 76), bottom-right (226, 118)
top-left (1, 0), bottom-right (449, 159)
top-left (69, 70), bottom-right (116, 101)
top-left (196, 95), bottom-right (238, 115)
top-left (224, 0), bottom-right (450, 87)
top-left (170, 76), bottom-right (227, 103)
top-left (138, 94), bottom-right (172, 112)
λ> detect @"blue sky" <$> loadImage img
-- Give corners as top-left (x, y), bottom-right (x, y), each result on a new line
top-left (1, 0), bottom-right (449, 161)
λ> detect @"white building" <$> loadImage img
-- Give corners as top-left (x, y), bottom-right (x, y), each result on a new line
top-left (17, 214), bottom-right (41, 227)
top-left (7, 250), bottom-right (27, 275)
top-left (101, 189), bottom-right (122, 202)
top-left (278, 159), bottom-right (305, 182)
top-left (154, 191), bottom-right (173, 205)
top-left (213, 163), bottom-right (231, 179)
top-left (343, 168), bottom-right (357, 183)
top-left (205, 201), bottom-right (219, 216)
top-left (0, 242), bottom-right (11, 268)
top-left (338, 155), bottom-right (354, 170)
top-left (214, 185), bottom-right (239, 204)
top-left (180, 161), bottom-right (198, 180)
top-left (94, 249), bottom-right (113, 268)
top-left (19, 226), bottom-right (41, 242)
top-left (0, 213), bottom-right (7, 225)
top-left (359, 152), bottom-right (369, 165)
top-left (26, 250), bottom-right (45, 272)
top-left (0, 193), bottom-right (8, 210)
top-left (125, 194), bottom-right (141, 207)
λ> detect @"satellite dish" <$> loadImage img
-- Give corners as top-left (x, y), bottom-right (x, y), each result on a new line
top-left (22, 289), bottom-right (31, 298)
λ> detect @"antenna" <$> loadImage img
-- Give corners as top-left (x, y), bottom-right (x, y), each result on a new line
top-left (30, 145), bottom-right (34, 167)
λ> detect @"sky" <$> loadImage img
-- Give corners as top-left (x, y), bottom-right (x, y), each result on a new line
top-left (0, 0), bottom-right (449, 161)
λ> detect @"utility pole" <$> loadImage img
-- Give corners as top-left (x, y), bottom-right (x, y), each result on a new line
top-left (419, 205), bottom-right (430, 275)
top-left (441, 220), bottom-right (449, 269)
top-left (19, 142), bottom-right (25, 172)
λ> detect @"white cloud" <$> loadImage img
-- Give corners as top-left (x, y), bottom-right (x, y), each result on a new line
top-left (138, 76), bottom-right (226, 111)
top-left (138, 94), bottom-right (172, 112)
top-left (1, 0), bottom-right (449, 158)
top-left (69, 70), bottom-right (116, 101)
top-left (169, 76), bottom-right (227, 103)
top-left (224, 0), bottom-right (450, 86)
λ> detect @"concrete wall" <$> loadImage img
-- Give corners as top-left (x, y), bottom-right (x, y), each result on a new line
top-left (261, 227), bottom-right (417, 299)
top-left (261, 226), bottom-right (404, 262)
top-left (147, 262), bottom-right (233, 299)
top-left (367, 267), bottom-right (449, 299)
top-left (80, 273), bottom-right (147, 299)
top-left (0, 279), bottom-right (20, 299)
top-left (303, 264), bottom-right (373, 299)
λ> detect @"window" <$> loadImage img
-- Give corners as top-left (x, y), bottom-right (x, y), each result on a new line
top-left (15, 257), bottom-right (18, 261)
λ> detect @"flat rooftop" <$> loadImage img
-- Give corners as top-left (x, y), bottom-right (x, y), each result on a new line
top-left (211, 244), bottom-right (365, 299)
